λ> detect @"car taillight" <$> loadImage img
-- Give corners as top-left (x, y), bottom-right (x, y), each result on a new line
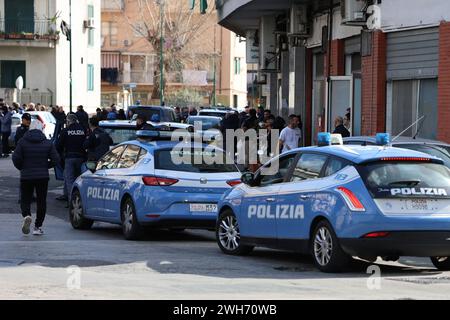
top-left (363, 232), bottom-right (389, 239)
top-left (226, 179), bottom-right (241, 187)
top-left (336, 187), bottom-right (365, 212)
top-left (142, 176), bottom-right (179, 186)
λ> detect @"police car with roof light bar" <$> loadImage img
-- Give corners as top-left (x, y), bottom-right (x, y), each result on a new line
top-left (215, 133), bottom-right (450, 272)
top-left (69, 130), bottom-right (241, 240)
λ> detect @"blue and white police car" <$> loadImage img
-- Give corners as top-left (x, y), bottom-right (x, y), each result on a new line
top-left (69, 131), bottom-right (241, 240)
top-left (215, 133), bottom-right (450, 272)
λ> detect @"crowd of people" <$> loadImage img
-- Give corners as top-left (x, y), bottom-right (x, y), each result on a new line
top-left (0, 98), bottom-right (115, 236)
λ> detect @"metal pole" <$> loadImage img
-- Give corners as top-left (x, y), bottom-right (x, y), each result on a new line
top-left (212, 25), bottom-right (216, 106)
top-left (69, 0), bottom-right (73, 113)
top-left (159, 0), bottom-right (165, 105)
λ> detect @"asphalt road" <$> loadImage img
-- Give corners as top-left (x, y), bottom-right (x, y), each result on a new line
top-left (1, 157), bottom-right (450, 300)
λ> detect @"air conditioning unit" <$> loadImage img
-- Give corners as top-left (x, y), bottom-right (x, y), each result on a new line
top-left (84, 18), bottom-right (95, 29)
top-left (289, 4), bottom-right (310, 38)
top-left (341, 0), bottom-right (367, 26)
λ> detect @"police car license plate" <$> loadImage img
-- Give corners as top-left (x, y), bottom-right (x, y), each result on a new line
top-left (375, 198), bottom-right (450, 214)
top-left (190, 204), bottom-right (217, 213)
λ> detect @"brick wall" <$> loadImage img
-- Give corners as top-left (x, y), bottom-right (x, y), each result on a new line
top-left (325, 39), bottom-right (345, 77)
top-left (361, 30), bottom-right (387, 135)
top-left (438, 21), bottom-right (450, 143)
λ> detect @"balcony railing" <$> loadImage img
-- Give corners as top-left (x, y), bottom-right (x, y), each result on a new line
top-left (0, 19), bottom-right (59, 40)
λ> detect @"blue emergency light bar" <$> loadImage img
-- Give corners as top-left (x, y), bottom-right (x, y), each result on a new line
top-left (375, 133), bottom-right (391, 146)
top-left (136, 130), bottom-right (161, 138)
top-left (318, 132), bottom-right (332, 147)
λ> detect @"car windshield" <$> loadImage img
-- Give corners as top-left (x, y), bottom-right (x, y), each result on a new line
top-left (395, 144), bottom-right (450, 168)
top-left (357, 161), bottom-right (450, 198)
top-left (187, 117), bottom-right (221, 130)
top-left (102, 127), bottom-right (137, 145)
top-left (155, 148), bottom-right (238, 173)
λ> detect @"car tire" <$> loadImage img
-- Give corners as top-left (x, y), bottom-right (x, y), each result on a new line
top-left (310, 220), bottom-right (352, 273)
top-left (69, 190), bottom-right (94, 230)
top-left (121, 198), bottom-right (143, 240)
top-left (430, 257), bottom-right (450, 271)
top-left (216, 210), bottom-right (253, 255)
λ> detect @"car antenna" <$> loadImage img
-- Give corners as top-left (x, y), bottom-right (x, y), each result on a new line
top-left (413, 115), bottom-right (426, 140)
top-left (391, 115), bottom-right (425, 143)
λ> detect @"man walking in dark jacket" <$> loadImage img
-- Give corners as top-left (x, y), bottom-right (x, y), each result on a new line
top-left (57, 114), bottom-right (87, 203)
top-left (84, 116), bottom-right (113, 161)
top-left (12, 121), bottom-right (60, 235)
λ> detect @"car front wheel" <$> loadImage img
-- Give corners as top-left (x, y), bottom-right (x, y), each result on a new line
top-left (311, 220), bottom-right (352, 273)
top-left (430, 257), bottom-right (450, 271)
top-left (69, 190), bottom-right (94, 230)
top-left (216, 210), bottom-right (253, 255)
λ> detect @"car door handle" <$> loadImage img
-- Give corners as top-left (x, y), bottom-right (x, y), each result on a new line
top-left (300, 195), bottom-right (311, 201)
top-left (265, 198), bottom-right (276, 202)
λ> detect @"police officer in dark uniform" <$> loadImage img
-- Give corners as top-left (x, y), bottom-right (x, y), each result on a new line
top-left (84, 116), bottom-right (114, 162)
top-left (56, 114), bottom-right (87, 203)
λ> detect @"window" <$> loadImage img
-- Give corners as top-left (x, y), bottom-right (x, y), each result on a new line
top-left (102, 21), bottom-right (118, 47)
top-left (324, 158), bottom-right (350, 177)
top-left (96, 146), bottom-right (126, 170)
top-left (137, 149), bottom-right (148, 163)
top-left (258, 154), bottom-right (297, 187)
top-left (88, 5), bottom-right (95, 47)
top-left (117, 145), bottom-right (141, 169)
top-left (290, 153), bottom-right (328, 182)
top-left (87, 64), bottom-right (94, 91)
top-left (234, 58), bottom-right (241, 75)
top-left (0, 60), bottom-right (26, 88)
top-left (388, 79), bottom-right (438, 140)
top-left (357, 162), bottom-right (450, 198)
top-left (154, 149), bottom-right (238, 173)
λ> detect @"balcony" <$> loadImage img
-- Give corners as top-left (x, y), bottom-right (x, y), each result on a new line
top-left (0, 19), bottom-right (59, 48)
top-left (101, 0), bottom-right (125, 11)
top-left (122, 70), bottom-right (154, 85)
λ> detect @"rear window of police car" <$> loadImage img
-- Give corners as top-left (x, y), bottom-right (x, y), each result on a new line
top-left (155, 149), bottom-right (238, 173)
top-left (357, 161), bottom-right (450, 198)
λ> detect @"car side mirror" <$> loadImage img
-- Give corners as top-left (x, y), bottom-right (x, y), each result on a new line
top-left (241, 172), bottom-right (255, 186)
top-left (86, 161), bottom-right (97, 173)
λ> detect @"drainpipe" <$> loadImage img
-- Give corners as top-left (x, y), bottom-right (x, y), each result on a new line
top-left (326, 0), bottom-right (334, 132)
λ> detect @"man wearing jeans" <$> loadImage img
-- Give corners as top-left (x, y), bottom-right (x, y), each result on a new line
top-left (12, 121), bottom-right (60, 235)
top-left (56, 114), bottom-right (87, 206)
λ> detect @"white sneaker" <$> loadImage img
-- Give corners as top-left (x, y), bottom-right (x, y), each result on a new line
top-left (32, 227), bottom-right (44, 236)
top-left (22, 216), bottom-right (32, 235)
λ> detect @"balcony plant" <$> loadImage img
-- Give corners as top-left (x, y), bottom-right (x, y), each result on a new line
top-left (20, 32), bottom-right (36, 40)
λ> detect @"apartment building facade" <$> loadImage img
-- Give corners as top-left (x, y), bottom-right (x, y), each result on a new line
top-left (217, 0), bottom-right (450, 144)
top-left (101, 0), bottom-right (247, 109)
top-left (0, 0), bottom-right (101, 112)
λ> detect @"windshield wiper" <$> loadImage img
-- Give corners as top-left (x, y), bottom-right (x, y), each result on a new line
top-left (388, 180), bottom-right (421, 187)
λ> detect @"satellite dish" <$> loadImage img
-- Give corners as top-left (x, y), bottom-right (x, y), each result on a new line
top-left (15, 76), bottom-right (24, 90)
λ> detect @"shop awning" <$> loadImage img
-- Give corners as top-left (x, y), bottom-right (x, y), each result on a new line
top-left (102, 52), bottom-right (121, 69)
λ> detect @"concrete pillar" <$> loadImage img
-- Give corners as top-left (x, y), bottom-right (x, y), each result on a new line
top-left (269, 73), bottom-right (278, 115)
top-left (438, 21), bottom-right (450, 143)
top-left (280, 51), bottom-right (290, 119)
top-left (289, 45), bottom-right (306, 121)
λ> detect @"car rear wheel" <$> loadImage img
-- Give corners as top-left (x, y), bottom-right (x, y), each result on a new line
top-left (430, 257), bottom-right (450, 271)
top-left (69, 190), bottom-right (93, 230)
top-left (121, 198), bottom-right (143, 240)
top-left (216, 210), bottom-right (253, 255)
top-left (311, 220), bottom-right (352, 273)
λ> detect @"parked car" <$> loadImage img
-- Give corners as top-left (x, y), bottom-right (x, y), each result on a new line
top-left (99, 120), bottom-right (194, 146)
top-left (27, 111), bottom-right (57, 140)
top-left (343, 136), bottom-right (450, 167)
top-left (127, 105), bottom-right (177, 122)
top-left (198, 109), bottom-right (232, 118)
top-left (186, 116), bottom-right (222, 142)
top-left (8, 114), bottom-right (23, 149)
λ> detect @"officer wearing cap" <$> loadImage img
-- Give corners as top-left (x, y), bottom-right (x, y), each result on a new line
top-left (56, 113), bottom-right (87, 203)
top-left (15, 113), bottom-right (32, 146)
